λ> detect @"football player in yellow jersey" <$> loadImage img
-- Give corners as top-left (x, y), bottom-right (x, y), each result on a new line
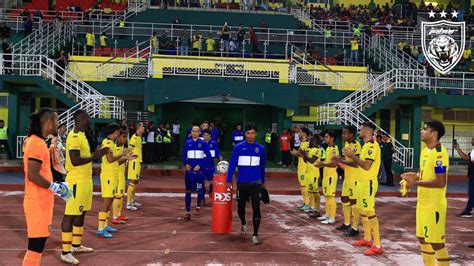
top-left (402, 120), bottom-right (450, 266)
top-left (333, 125), bottom-right (362, 237)
top-left (317, 130), bottom-right (339, 225)
top-left (301, 135), bottom-right (325, 218)
top-left (290, 127), bottom-right (311, 211)
top-left (127, 122), bottom-right (145, 210)
top-left (112, 128), bottom-right (131, 224)
top-left (60, 110), bottom-right (110, 265)
top-left (97, 123), bottom-right (133, 238)
top-left (343, 121), bottom-right (383, 256)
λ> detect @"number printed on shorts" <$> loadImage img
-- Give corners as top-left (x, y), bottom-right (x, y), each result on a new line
top-left (309, 184), bottom-right (314, 191)
top-left (363, 199), bottom-right (368, 208)
top-left (300, 175), bottom-right (304, 181)
top-left (424, 226), bottom-right (428, 238)
top-left (196, 183), bottom-right (203, 190)
top-left (324, 187), bottom-right (327, 194)
top-left (349, 189), bottom-right (353, 197)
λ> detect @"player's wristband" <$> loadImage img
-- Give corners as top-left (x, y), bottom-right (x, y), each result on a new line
top-left (48, 182), bottom-right (60, 193)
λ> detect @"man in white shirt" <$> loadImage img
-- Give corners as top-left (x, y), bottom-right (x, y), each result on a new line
top-left (145, 124), bottom-right (155, 164)
top-left (172, 120), bottom-right (181, 154)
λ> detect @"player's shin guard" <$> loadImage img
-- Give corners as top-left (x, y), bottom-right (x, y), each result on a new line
top-left (23, 250), bottom-right (41, 266)
top-left (113, 196), bottom-right (122, 218)
top-left (105, 211), bottom-right (110, 227)
top-left (367, 211), bottom-right (381, 247)
top-left (314, 191), bottom-right (321, 210)
top-left (309, 192), bottom-right (316, 209)
top-left (72, 226), bottom-right (84, 247)
top-left (420, 243), bottom-right (436, 266)
top-left (351, 205), bottom-right (360, 229)
top-left (62, 232), bottom-right (73, 254)
top-left (302, 186), bottom-right (310, 205)
top-left (434, 247), bottom-right (450, 266)
top-left (98, 212), bottom-right (107, 230)
top-left (360, 213), bottom-right (371, 242)
top-left (185, 192), bottom-right (192, 212)
top-left (197, 191), bottom-right (204, 208)
top-left (327, 196), bottom-right (337, 219)
top-left (342, 201), bottom-right (351, 225)
top-left (127, 183), bottom-right (136, 205)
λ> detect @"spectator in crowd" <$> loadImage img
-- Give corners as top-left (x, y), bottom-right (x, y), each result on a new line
top-left (34, 9), bottom-right (43, 22)
top-left (1, 23), bottom-right (12, 39)
top-left (0, 120), bottom-right (12, 159)
top-left (205, 34), bottom-right (215, 55)
top-left (155, 122), bottom-right (164, 162)
top-left (350, 37), bottom-right (359, 64)
top-left (172, 16), bottom-right (181, 25)
top-left (411, 44), bottom-right (419, 59)
top-left (24, 16), bottom-right (33, 38)
top-left (454, 137), bottom-right (474, 218)
top-left (279, 128), bottom-right (291, 167)
top-left (180, 30), bottom-right (190, 56)
top-left (2, 38), bottom-right (13, 75)
top-left (100, 32), bottom-right (108, 48)
top-left (55, 50), bottom-right (68, 85)
top-left (249, 26), bottom-right (260, 57)
top-left (236, 24), bottom-right (245, 52)
top-left (145, 122), bottom-right (155, 164)
top-left (210, 123), bottom-right (219, 143)
top-left (172, 120), bottom-right (181, 154)
top-left (66, 4), bottom-right (75, 12)
top-left (221, 23), bottom-right (230, 54)
top-left (162, 123), bottom-right (172, 161)
top-left (85, 29), bottom-right (95, 55)
top-left (151, 32), bottom-right (158, 54)
top-left (379, 133), bottom-right (394, 186)
top-left (335, 49), bottom-right (345, 65)
top-left (20, 9), bottom-right (30, 21)
top-left (398, 40), bottom-right (406, 51)
top-left (192, 31), bottom-right (203, 55)
top-left (417, 47), bottom-right (426, 66)
top-left (259, 20), bottom-right (268, 30)
top-left (158, 31), bottom-right (171, 53)
top-left (58, 123), bottom-right (67, 144)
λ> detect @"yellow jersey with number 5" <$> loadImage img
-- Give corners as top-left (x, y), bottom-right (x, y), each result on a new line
top-left (359, 140), bottom-right (381, 181)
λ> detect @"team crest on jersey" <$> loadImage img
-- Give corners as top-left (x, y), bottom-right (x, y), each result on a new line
top-left (436, 160), bottom-right (443, 166)
top-left (421, 19), bottom-right (465, 74)
top-left (255, 147), bottom-right (260, 153)
top-left (368, 150), bottom-right (373, 155)
top-left (353, 148), bottom-right (357, 152)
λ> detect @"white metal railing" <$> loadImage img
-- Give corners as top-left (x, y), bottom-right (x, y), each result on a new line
top-left (13, 20), bottom-right (73, 56)
top-left (1, 54), bottom-right (124, 131)
top-left (16, 135), bottom-right (25, 159)
top-left (0, 16), bottom-right (42, 33)
top-left (316, 102), bottom-right (414, 169)
top-left (95, 0), bottom-right (148, 38)
top-left (290, 44), bottom-right (343, 89)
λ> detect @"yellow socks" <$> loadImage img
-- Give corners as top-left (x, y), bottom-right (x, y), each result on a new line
top-left (326, 196), bottom-right (337, 219)
top-left (314, 191), bottom-right (321, 210)
top-left (301, 186), bottom-right (309, 205)
top-left (98, 212), bottom-right (107, 230)
top-left (342, 201), bottom-right (351, 225)
top-left (434, 247), bottom-right (450, 266)
top-left (62, 232), bottom-right (73, 254)
top-left (420, 243), bottom-right (436, 266)
top-left (360, 213), bottom-right (371, 242)
top-left (72, 226), bottom-right (83, 247)
top-left (113, 196), bottom-right (123, 218)
top-left (23, 250), bottom-right (41, 266)
top-left (351, 205), bottom-right (360, 229)
top-left (368, 215), bottom-right (381, 247)
top-left (127, 183), bottom-right (136, 205)
top-left (309, 192), bottom-right (315, 209)
top-left (105, 211), bottom-right (110, 227)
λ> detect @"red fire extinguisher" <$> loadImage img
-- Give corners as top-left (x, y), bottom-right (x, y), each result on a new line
top-left (211, 173), bottom-right (232, 234)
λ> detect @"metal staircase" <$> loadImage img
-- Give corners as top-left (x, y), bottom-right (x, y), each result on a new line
top-left (316, 68), bottom-right (427, 169)
top-left (3, 54), bottom-right (124, 131)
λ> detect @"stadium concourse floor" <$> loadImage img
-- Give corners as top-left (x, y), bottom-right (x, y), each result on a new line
top-left (0, 164), bottom-right (473, 265)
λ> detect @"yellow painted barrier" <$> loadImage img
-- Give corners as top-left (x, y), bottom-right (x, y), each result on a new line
top-left (68, 56), bottom-right (147, 82)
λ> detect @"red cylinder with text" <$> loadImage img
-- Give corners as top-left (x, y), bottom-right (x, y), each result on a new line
top-left (211, 174), bottom-right (232, 234)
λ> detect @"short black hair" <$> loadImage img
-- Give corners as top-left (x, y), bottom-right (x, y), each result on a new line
top-left (203, 129), bottom-right (211, 135)
top-left (0, 120), bottom-right (4, 123)
top-left (361, 121), bottom-right (376, 131)
top-left (105, 123), bottom-right (121, 136)
top-left (28, 107), bottom-right (56, 137)
top-left (424, 119), bottom-right (445, 140)
top-left (73, 109), bottom-right (88, 122)
top-left (58, 123), bottom-right (66, 129)
top-left (245, 123), bottom-right (257, 132)
top-left (344, 125), bottom-right (357, 136)
top-left (325, 130), bottom-right (337, 139)
top-left (301, 127), bottom-right (311, 136)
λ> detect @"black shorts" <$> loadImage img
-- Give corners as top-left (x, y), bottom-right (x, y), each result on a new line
top-left (236, 182), bottom-right (261, 203)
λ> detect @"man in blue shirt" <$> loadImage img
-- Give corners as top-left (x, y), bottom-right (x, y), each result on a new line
top-left (227, 123), bottom-right (266, 245)
top-left (202, 129), bottom-right (222, 199)
top-left (182, 126), bottom-right (211, 220)
top-left (231, 124), bottom-right (245, 147)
